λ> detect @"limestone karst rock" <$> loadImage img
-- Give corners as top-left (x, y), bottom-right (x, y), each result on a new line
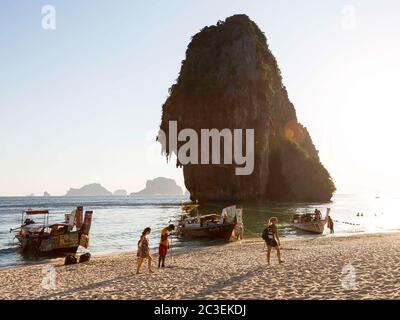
top-left (132, 177), bottom-right (183, 196)
top-left (65, 183), bottom-right (113, 197)
top-left (159, 14), bottom-right (335, 202)
top-left (113, 189), bottom-right (128, 196)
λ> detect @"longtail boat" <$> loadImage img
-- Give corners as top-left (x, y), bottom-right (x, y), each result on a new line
top-left (10, 206), bottom-right (92, 254)
top-left (292, 208), bottom-right (331, 234)
top-left (177, 204), bottom-right (238, 240)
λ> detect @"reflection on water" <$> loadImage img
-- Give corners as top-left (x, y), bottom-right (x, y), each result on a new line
top-left (1, 194), bottom-right (399, 268)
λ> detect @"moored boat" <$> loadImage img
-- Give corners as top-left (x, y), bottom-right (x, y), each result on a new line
top-left (177, 204), bottom-right (238, 240)
top-left (10, 206), bottom-right (92, 255)
top-left (292, 208), bottom-right (331, 234)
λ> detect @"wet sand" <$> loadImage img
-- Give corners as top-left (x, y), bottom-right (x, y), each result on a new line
top-left (1, 232), bottom-right (400, 300)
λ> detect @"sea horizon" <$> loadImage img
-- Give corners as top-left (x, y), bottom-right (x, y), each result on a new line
top-left (2, 1), bottom-right (400, 304)
top-left (1, 193), bottom-right (399, 269)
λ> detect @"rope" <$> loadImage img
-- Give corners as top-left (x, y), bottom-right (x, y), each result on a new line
top-left (332, 219), bottom-right (361, 226)
top-left (243, 225), bottom-right (261, 238)
top-left (199, 203), bottom-right (366, 227)
top-left (206, 203), bottom-right (294, 215)
top-left (200, 202), bottom-right (329, 219)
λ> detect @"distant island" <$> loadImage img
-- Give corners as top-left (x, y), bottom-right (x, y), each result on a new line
top-left (63, 180), bottom-right (183, 197)
top-left (113, 189), bottom-right (128, 196)
top-left (65, 183), bottom-right (113, 197)
top-left (43, 192), bottom-right (51, 197)
top-left (132, 177), bottom-right (183, 196)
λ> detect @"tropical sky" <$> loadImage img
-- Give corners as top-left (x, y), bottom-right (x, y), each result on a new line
top-left (1, 0), bottom-right (399, 196)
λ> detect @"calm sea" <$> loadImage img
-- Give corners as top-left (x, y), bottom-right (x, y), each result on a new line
top-left (1, 194), bottom-right (399, 269)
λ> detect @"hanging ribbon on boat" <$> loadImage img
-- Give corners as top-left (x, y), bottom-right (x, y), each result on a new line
top-left (219, 205), bottom-right (236, 223)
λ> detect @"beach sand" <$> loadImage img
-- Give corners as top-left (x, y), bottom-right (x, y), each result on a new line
top-left (1, 232), bottom-right (400, 300)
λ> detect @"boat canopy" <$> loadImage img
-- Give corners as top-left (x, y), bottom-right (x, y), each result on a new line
top-left (25, 210), bottom-right (49, 215)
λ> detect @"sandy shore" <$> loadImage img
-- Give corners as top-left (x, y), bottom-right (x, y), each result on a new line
top-left (1, 232), bottom-right (400, 300)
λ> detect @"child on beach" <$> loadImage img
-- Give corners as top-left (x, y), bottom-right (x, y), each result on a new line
top-left (265, 217), bottom-right (284, 265)
top-left (158, 224), bottom-right (175, 268)
top-left (136, 227), bottom-right (154, 274)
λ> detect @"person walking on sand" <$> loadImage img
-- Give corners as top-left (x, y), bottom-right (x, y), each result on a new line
top-left (136, 227), bottom-right (154, 274)
top-left (264, 217), bottom-right (284, 265)
top-left (327, 216), bottom-right (334, 234)
top-left (158, 224), bottom-right (175, 268)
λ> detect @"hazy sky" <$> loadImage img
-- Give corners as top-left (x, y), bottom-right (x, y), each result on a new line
top-left (1, 0), bottom-right (399, 196)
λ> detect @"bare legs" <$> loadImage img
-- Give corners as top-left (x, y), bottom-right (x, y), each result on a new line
top-left (266, 245), bottom-right (284, 265)
top-left (276, 246), bottom-right (284, 263)
top-left (158, 256), bottom-right (166, 268)
top-left (136, 256), bottom-right (153, 274)
top-left (148, 256), bottom-right (154, 273)
top-left (267, 246), bottom-right (271, 265)
top-left (136, 257), bottom-right (143, 274)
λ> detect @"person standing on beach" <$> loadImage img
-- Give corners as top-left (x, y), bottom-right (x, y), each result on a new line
top-left (234, 208), bottom-right (244, 241)
top-left (264, 217), bottom-right (284, 265)
top-left (136, 227), bottom-right (154, 274)
top-left (158, 224), bottom-right (175, 268)
top-left (327, 216), bottom-right (334, 234)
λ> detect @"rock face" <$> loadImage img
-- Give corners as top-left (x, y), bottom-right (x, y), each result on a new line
top-left (65, 183), bottom-right (112, 197)
top-left (159, 15), bottom-right (335, 203)
top-left (133, 177), bottom-right (183, 196)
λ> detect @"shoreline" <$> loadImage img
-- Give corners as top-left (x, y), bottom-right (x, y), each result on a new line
top-left (2, 228), bottom-right (400, 272)
top-left (1, 231), bottom-right (400, 299)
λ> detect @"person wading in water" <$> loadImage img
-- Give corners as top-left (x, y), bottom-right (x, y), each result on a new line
top-left (158, 224), bottom-right (175, 268)
top-left (263, 217), bottom-right (284, 265)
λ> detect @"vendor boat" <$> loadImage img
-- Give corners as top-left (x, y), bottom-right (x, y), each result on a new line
top-left (292, 208), bottom-right (331, 234)
top-left (177, 204), bottom-right (238, 240)
top-left (10, 206), bottom-right (92, 254)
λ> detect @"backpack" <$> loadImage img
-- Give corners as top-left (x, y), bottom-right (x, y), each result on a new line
top-left (64, 254), bottom-right (78, 266)
top-left (261, 227), bottom-right (269, 241)
top-left (79, 252), bottom-right (91, 263)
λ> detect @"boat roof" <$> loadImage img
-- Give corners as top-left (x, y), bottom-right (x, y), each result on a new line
top-left (25, 210), bottom-right (49, 215)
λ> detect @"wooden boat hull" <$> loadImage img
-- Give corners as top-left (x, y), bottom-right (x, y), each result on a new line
top-left (293, 220), bottom-right (327, 234)
top-left (16, 231), bottom-right (81, 254)
top-left (179, 223), bottom-right (235, 240)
